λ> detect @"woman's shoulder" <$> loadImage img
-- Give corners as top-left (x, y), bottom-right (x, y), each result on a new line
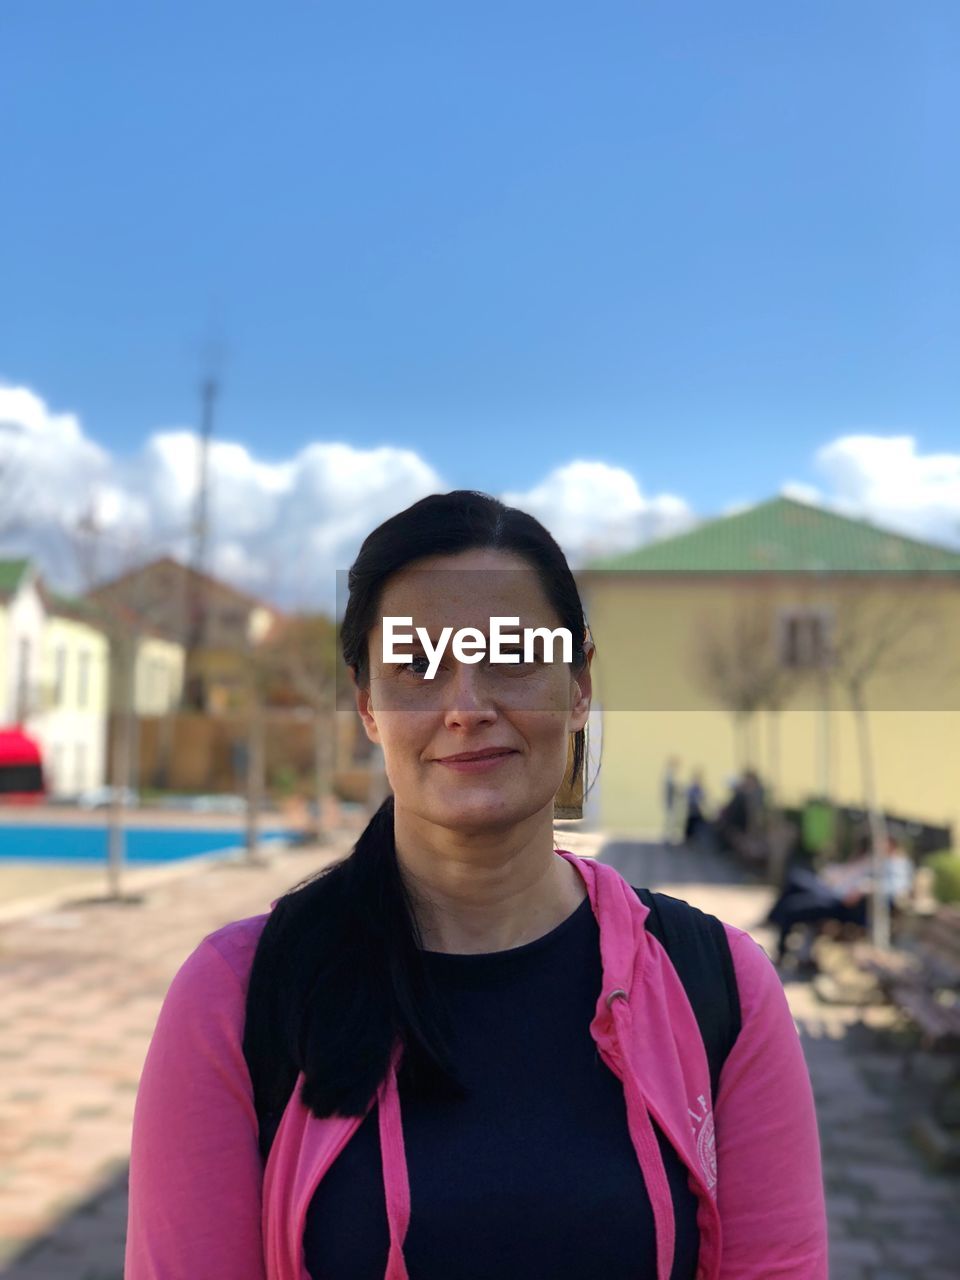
top-left (647, 894), bottom-right (782, 1011)
top-left (176, 910), bottom-right (272, 995)
top-left (145, 912), bottom-right (273, 1061)
top-left (719, 919), bottom-right (792, 1025)
top-left (719, 917), bottom-right (775, 972)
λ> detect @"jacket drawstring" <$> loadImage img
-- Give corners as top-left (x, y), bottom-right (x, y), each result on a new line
top-left (378, 1046), bottom-right (411, 1279)
top-left (609, 995), bottom-right (676, 1280)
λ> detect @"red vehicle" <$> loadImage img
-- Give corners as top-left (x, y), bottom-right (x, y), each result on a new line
top-left (0, 727), bottom-right (46, 803)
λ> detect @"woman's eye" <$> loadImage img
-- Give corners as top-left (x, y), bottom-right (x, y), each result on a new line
top-left (397, 651), bottom-right (541, 678)
top-left (402, 655), bottom-right (432, 677)
top-left (493, 650), bottom-right (537, 669)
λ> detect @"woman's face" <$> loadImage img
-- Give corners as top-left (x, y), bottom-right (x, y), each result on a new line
top-left (353, 548), bottom-right (593, 833)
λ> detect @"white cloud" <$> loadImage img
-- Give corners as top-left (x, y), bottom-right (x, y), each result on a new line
top-left (0, 386), bottom-right (111, 522)
top-left (502, 461), bottom-right (697, 565)
top-left (0, 385), bottom-right (117, 581)
top-left (0, 384), bottom-right (444, 606)
top-left (16, 383), bottom-right (954, 614)
top-left (783, 433), bottom-right (960, 548)
top-left (1, 388), bottom-right (705, 603)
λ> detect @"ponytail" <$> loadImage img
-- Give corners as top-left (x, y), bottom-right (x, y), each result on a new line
top-left (244, 795), bottom-right (465, 1127)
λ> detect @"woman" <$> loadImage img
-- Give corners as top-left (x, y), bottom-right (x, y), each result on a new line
top-left (125, 491), bottom-right (827, 1279)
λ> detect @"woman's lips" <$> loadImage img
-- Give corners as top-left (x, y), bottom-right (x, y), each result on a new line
top-left (434, 750), bottom-right (518, 773)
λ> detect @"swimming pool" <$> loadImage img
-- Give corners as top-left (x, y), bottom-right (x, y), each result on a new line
top-left (0, 824), bottom-right (292, 863)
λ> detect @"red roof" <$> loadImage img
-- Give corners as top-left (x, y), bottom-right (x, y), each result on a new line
top-left (0, 728), bottom-right (43, 766)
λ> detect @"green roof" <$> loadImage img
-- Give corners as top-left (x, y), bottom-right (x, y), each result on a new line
top-left (0, 558), bottom-right (31, 595)
top-left (586, 496), bottom-right (960, 573)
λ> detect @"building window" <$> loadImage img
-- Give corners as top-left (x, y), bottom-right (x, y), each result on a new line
top-left (53, 646), bottom-right (67, 705)
top-left (74, 742), bottom-right (87, 791)
top-left (779, 609), bottom-right (832, 669)
top-left (77, 651), bottom-right (91, 708)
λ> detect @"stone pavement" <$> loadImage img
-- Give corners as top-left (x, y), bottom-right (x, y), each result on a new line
top-left (0, 836), bottom-right (351, 1278)
top-left (0, 829), bottom-right (957, 1278)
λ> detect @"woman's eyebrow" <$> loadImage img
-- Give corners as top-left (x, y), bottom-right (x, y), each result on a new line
top-left (379, 620), bottom-right (552, 645)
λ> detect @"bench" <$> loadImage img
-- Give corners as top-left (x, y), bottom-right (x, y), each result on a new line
top-left (854, 906), bottom-right (960, 1118)
top-left (716, 812), bottom-right (797, 883)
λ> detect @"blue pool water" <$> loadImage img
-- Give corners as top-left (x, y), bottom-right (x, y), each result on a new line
top-left (0, 825), bottom-right (291, 863)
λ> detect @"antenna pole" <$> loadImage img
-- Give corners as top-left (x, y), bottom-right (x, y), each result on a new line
top-left (184, 373), bottom-right (218, 708)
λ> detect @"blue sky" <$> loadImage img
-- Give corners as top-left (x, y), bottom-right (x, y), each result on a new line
top-left (1, 1), bottom-right (958, 600)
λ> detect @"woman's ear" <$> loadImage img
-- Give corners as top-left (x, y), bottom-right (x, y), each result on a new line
top-left (569, 640), bottom-right (594, 732)
top-left (352, 672), bottom-right (382, 745)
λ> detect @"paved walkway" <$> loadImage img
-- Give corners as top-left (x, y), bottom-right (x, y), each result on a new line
top-left (0, 830), bottom-right (957, 1278)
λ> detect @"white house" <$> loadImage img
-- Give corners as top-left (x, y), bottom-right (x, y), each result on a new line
top-left (0, 558), bottom-right (110, 796)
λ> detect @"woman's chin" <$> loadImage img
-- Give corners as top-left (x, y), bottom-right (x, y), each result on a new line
top-left (426, 788), bottom-right (535, 832)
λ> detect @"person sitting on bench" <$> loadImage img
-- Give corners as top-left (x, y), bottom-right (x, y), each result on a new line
top-left (765, 833), bottom-right (913, 968)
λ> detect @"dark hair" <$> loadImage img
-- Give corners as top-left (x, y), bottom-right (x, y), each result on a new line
top-left (244, 491), bottom-right (596, 1127)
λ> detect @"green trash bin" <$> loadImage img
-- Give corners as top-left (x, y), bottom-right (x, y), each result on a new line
top-left (801, 798), bottom-right (836, 868)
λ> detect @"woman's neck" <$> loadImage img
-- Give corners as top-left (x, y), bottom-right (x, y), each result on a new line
top-left (393, 806), bottom-right (587, 954)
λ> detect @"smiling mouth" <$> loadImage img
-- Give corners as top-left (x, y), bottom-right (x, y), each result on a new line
top-left (433, 749), bottom-right (519, 771)
top-left (436, 749), bottom-right (517, 763)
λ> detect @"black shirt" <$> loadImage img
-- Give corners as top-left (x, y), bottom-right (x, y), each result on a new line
top-left (304, 893), bottom-right (700, 1278)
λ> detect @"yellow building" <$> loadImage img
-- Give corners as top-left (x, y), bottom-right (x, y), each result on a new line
top-left (87, 597), bottom-right (186, 719)
top-left (577, 497), bottom-right (960, 843)
top-left (128, 632), bottom-right (185, 717)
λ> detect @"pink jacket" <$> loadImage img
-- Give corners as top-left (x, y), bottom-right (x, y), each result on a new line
top-left (125, 850), bottom-right (828, 1279)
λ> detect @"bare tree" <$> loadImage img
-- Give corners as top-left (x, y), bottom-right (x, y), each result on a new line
top-left (69, 510), bottom-right (150, 901)
top-left (692, 590), bottom-right (800, 790)
top-left (70, 506), bottom-right (189, 901)
top-left (823, 576), bottom-right (946, 948)
top-left (241, 635), bottom-right (268, 865)
top-left (258, 612), bottom-right (339, 843)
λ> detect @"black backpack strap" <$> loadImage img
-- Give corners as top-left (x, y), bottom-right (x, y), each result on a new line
top-left (633, 886), bottom-right (741, 1102)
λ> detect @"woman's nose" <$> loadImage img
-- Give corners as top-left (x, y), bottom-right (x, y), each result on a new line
top-left (442, 662), bottom-right (498, 727)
